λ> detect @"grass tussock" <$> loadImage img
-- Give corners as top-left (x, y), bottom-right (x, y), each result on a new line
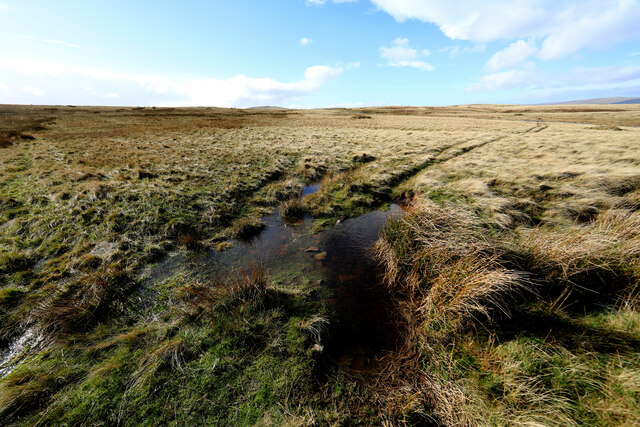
top-left (376, 199), bottom-right (525, 323)
top-left (373, 197), bottom-right (640, 425)
top-left (231, 217), bottom-right (266, 240)
top-left (35, 265), bottom-right (135, 334)
top-left (281, 198), bottom-right (306, 222)
top-left (178, 265), bottom-right (269, 318)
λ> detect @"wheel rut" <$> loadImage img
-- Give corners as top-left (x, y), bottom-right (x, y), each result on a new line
top-left (392, 124), bottom-right (546, 193)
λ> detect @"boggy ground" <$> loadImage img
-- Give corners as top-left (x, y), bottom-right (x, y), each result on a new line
top-left (0, 104), bottom-right (639, 425)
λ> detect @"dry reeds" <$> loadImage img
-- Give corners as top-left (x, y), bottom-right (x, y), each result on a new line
top-left (178, 265), bottom-right (269, 318)
top-left (35, 265), bottom-right (134, 334)
top-left (281, 198), bottom-right (305, 222)
top-left (376, 199), bottom-right (525, 324)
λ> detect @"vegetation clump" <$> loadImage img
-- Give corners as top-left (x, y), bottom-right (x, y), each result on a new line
top-left (373, 197), bottom-right (640, 425)
top-left (281, 198), bottom-right (306, 222)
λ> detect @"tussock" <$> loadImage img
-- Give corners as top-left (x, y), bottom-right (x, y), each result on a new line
top-left (281, 198), bottom-right (306, 222)
top-left (376, 200), bottom-right (525, 324)
top-left (35, 265), bottom-right (134, 334)
top-left (178, 265), bottom-right (270, 318)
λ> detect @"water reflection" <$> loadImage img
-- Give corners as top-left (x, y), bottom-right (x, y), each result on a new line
top-left (149, 185), bottom-right (404, 361)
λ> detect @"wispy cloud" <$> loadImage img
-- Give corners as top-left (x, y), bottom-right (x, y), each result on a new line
top-left (468, 65), bottom-right (640, 98)
top-left (439, 44), bottom-right (485, 58)
top-left (379, 38), bottom-right (433, 71)
top-left (371, 0), bottom-right (640, 61)
top-left (300, 37), bottom-right (312, 46)
top-left (307, 0), bottom-right (357, 5)
top-left (485, 39), bottom-right (537, 72)
top-left (0, 57), bottom-right (344, 107)
top-left (44, 39), bottom-right (81, 49)
top-left (0, 3), bottom-right (7, 12)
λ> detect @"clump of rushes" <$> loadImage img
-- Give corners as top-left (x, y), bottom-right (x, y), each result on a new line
top-left (375, 199), bottom-right (526, 328)
top-left (177, 232), bottom-right (202, 251)
top-left (35, 265), bottom-right (135, 334)
top-left (178, 264), bottom-right (269, 318)
top-left (281, 198), bottom-right (305, 223)
top-left (231, 217), bottom-right (265, 240)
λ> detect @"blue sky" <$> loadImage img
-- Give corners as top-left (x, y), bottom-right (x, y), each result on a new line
top-left (1, 0), bottom-right (639, 107)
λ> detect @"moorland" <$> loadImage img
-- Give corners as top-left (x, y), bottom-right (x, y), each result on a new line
top-left (0, 103), bottom-right (639, 425)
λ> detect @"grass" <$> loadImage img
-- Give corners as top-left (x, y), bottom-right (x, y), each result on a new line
top-left (1, 104), bottom-right (639, 425)
top-left (372, 182), bottom-right (639, 424)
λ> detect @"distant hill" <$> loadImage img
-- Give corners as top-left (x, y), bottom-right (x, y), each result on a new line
top-left (543, 97), bottom-right (640, 105)
top-left (245, 106), bottom-right (287, 110)
top-left (614, 98), bottom-right (640, 104)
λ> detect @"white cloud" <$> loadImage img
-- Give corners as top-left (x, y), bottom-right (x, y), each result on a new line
top-left (300, 37), bottom-right (312, 46)
top-left (370, 0), bottom-right (640, 60)
top-left (486, 39), bottom-right (537, 72)
top-left (44, 39), bottom-right (81, 49)
top-left (346, 62), bottom-right (361, 69)
top-left (439, 44), bottom-right (485, 58)
top-left (0, 83), bottom-right (8, 92)
top-left (631, 51), bottom-right (640, 57)
top-left (468, 68), bottom-right (539, 92)
top-left (287, 101), bottom-right (366, 109)
top-left (468, 65), bottom-right (640, 97)
top-left (0, 4), bottom-right (7, 12)
top-left (105, 93), bottom-right (119, 98)
top-left (380, 38), bottom-right (433, 71)
top-left (22, 86), bottom-right (45, 96)
top-left (0, 57), bottom-right (343, 107)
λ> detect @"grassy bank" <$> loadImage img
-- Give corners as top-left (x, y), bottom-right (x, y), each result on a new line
top-left (373, 183), bottom-right (639, 424)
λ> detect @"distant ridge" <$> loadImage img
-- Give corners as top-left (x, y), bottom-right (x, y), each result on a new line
top-left (542, 97), bottom-right (640, 105)
top-left (245, 106), bottom-right (287, 110)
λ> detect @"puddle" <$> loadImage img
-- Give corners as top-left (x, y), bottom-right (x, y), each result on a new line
top-left (301, 182), bottom-right (321, 197)
top-left (0, 327), bottom-right (44, 378)
top-left (148, 184), bottom-right (405, 365)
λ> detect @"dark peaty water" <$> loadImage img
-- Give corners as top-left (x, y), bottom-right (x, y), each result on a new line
top-left (149, 185), bottom-right (404, 366)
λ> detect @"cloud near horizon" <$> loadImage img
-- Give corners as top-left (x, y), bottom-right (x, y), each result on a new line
top-left (0, 58), bottom-right (343, 107)
top-left (467, 65), bottom-right (640, 100)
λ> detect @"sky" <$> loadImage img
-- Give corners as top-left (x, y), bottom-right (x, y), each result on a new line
top-left (0, 0), bottom-right (639, 107)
